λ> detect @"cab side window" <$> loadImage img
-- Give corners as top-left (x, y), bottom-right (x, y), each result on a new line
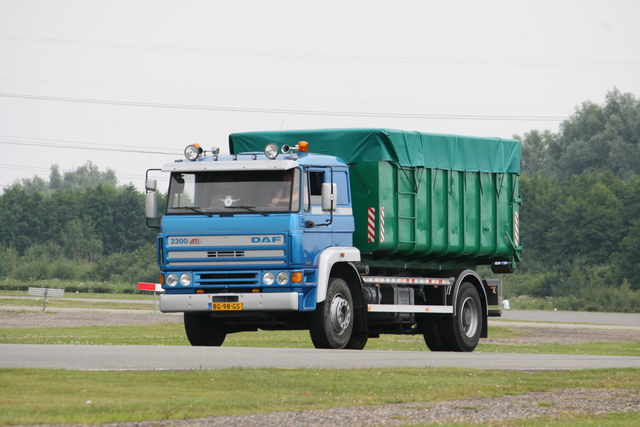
top-left (333, 171), bottom-right (349, 206)
top-left (305, 171), bottom-right (324, 211)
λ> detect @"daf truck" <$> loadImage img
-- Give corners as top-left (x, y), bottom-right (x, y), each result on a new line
top-left (144, 128), bottom-right (522, 351)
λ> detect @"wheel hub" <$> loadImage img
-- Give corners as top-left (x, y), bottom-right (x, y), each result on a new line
top-left (461, 297), bottom-right (479, 337)
top-left (330, 294), bottom-right (351, 334)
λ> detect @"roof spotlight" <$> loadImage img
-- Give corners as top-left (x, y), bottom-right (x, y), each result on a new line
top-left (264, 143), bottom-right (279, 159)
top-left (184, 144), bottom-right (203, 161)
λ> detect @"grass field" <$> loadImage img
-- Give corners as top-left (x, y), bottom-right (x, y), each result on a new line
top-left (1, 292), bottom-right (639, 425)
top-left (1, 367), bottom-right (638, 425)
top-left (0, 290), bottom-right (154, 310)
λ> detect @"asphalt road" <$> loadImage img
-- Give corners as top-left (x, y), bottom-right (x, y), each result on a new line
top-left (500, 309), bottom-right (640, 326)
top-left (1, 343), bottom-right (639, 371)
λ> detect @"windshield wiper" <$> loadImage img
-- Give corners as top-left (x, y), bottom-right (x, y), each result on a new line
top-left (225, 205), bottom-right (268, 216)
top-left (178, 206), bottom-right (214, 217)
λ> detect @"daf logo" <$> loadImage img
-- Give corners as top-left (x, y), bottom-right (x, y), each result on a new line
top-left (219, 195), bottom-right (240, 207)
top-left (251, 236), bottom-right (282, 243)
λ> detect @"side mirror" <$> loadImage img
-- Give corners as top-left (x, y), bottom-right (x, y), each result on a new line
top-left (145, 192), bottom-right (157, 219)
top-left (145, 179), bottom-right (157, 192)
top-left (321, 183), bottom-right (337, 212)
top-left (145, 180), bottom-right (158, 219)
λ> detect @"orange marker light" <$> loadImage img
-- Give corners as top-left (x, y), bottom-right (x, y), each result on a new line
top-left (298, 141), bottom-right (309, 153)
top-left (291, 272), bottom-right (303, 283)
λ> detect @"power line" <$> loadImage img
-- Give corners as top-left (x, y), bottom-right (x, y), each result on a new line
top-left (0, 92), bottom-right (566, 122)
top-left (0, 135), bottom-right (180, 186)
top-left (0, 163), bottom-right (50, 172)
top-left (0, 134), bottom-right (180, 155)
top-left (0, 75), bottom-right (570, 115)
top-left (1, 34), bottom-right (639, 68)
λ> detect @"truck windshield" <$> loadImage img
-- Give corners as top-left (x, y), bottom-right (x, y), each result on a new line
top-left (166, 169), bottom-right (301, 215)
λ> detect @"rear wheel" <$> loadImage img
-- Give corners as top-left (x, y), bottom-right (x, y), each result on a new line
top-left (442, 282), bottom-right (482, 352)
top-left (310, 277), bottom-right (354, 349)
top-left (184, 313), bottom-right (227, 346)
top-left (417, 317), bottom-right (449, 351)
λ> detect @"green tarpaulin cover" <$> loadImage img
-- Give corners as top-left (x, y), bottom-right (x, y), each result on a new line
top-left (229, 128), bottom-right (521, 174)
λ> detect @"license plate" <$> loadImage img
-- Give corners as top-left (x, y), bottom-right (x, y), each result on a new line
top-left (208, 302), bottom-right (243, 311)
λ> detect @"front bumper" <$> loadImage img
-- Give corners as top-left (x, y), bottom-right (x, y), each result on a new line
top-left (160, 292), bottom-right (299, 312)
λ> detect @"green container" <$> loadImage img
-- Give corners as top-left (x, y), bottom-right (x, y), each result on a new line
top-left (350, 161), bottom-right (521, 269)
top-left (230, 128), bottom-right (522, 269)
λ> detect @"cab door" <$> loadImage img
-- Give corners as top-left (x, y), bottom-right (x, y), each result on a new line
top-left (302, 168), bottom-right (354, 259)
top-left (301, 169), bottom-right (333, 263)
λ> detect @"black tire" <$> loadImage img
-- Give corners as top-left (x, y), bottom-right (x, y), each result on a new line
top-left (184, 312), bottom-right (227, 346)
top-left (417, 317), bottom-right (449, 351)
top-left (442, 282), bottom-right (482, 352)
top-left (345, 333), bottom-right (368, 350)
top-left (309, 277), bottom-right (354, 349)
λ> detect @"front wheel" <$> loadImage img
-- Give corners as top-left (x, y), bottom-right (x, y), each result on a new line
top-left (442, 282), bottom-right (483, 352)
top-left (345, 333), bottom-right (368, 350)
top-left (184, 313), bottom-right (227, 346)
top-left (309, 277), bottom-right (354, 349)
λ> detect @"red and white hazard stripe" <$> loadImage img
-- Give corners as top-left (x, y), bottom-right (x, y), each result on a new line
top-left (137, 282), bottom-right (163, 292)
top-left (514, 211), bottom-right (520, 246)
top-left (367, 208), bottom-right (376, 242)
top-left (367, 207), bottom-right (385, 243)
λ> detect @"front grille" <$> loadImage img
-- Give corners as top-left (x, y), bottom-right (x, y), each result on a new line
top-left (207, 251), bottom-right (245, 258)
top-left (166, 249), bottom-right (285, 267)
top-left (196, 272), bottom-right (259, 287)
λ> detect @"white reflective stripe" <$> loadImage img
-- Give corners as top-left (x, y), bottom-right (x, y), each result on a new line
top-left (310, 206), bottom-right (353, 215)
top-left (362, 276), bottom-right (454, 285)
top-left (162, 159), bottom-right (299, 172)
top-left (367, 304), bottom-right (453, 314)
top-left (168, 250), bottom-right (284, 259)
top-left (168, 260), bottom-right (285, 266)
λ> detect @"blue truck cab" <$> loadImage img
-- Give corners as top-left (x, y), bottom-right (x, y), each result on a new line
top-left (146, 141), bottom-right (363, 348)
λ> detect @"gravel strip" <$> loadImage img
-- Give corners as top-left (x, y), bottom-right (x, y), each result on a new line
top-left (0, 311), bottom-right (182, 328)
top-left (17, 389), bottom-right (640, 426)
top-left (485, 326), bottom-right (640, 345)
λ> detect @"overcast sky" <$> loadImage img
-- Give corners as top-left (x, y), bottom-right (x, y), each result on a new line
top-left (1, 0), bottom-right (639, 191)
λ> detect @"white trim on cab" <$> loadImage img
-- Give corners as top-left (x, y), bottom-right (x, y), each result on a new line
top-left (316, 246), bottom-right (361, 303)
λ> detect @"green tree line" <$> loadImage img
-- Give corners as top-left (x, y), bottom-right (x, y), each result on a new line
top-left (1, 89), bottom-right (639, 309)
top-left (0, 162), bottom-right (160, 288)
top-left (510, 88), bottom-right (640, 312)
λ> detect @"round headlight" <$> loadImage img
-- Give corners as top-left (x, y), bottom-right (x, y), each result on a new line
top-left (263, 272), bottom-right (275, 285)
top-left (276, 272), bottom-right (289, 285)
top-left (179, 273), bottom-right (192, 286)
top-left (184, 144), bottom-right (203, 161)
top-left (166, 273), bottom-right (178, 287)
top-left (264, 143), bottom-right (279, 159)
